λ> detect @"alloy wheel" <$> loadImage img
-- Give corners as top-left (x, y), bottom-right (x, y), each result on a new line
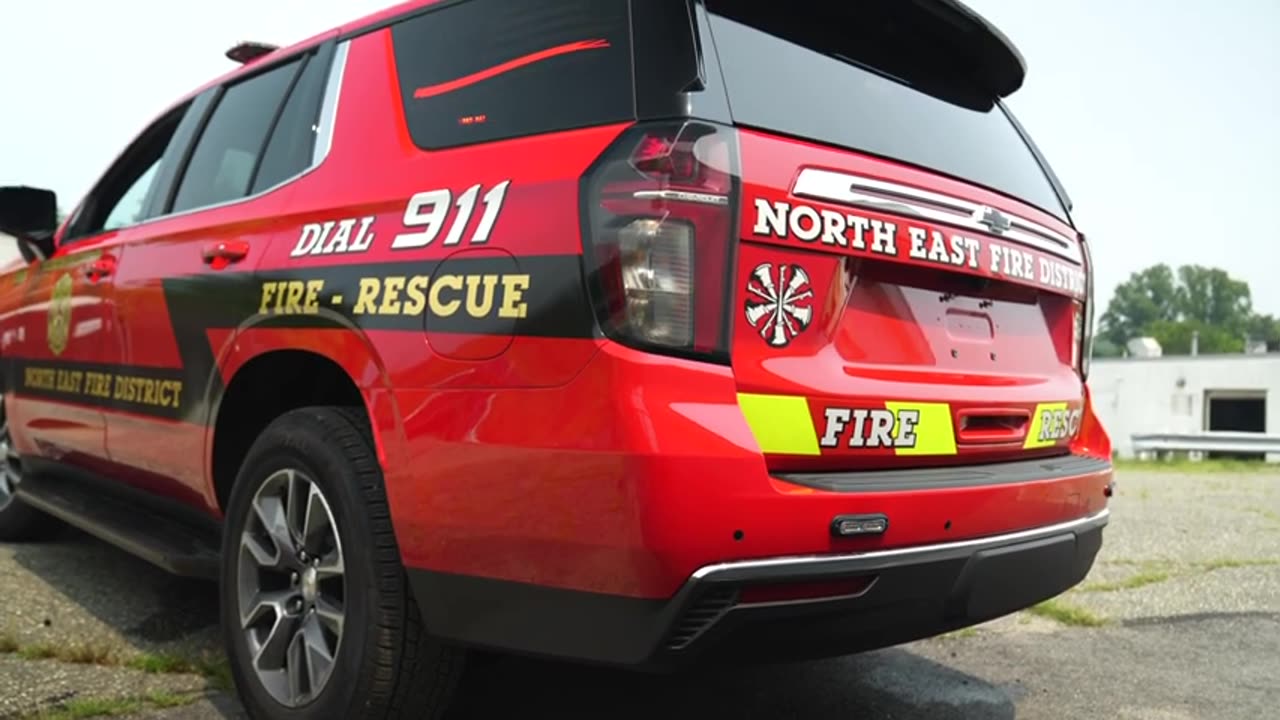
top-left (0, 416), bottom-right (20, 512)
top-left (237, 468), bottom-right (346, 707)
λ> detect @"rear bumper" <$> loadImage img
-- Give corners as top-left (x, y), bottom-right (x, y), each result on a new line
top-left (408, 508), bottom-right (1108, 669)
top-left (387, 343), bottom-right (1114, 601)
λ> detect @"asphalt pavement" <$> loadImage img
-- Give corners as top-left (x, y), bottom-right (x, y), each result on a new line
top-left (2, 468), bottom-right (1277, 719)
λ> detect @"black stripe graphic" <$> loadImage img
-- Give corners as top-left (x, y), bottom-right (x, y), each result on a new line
top-left (9, 359), bottom-right (187, 421)
top-left (10, 253), bottom-right (596, 424)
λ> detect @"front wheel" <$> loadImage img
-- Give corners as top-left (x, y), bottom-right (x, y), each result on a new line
top-left (221, 407), bottom-right (464, 720)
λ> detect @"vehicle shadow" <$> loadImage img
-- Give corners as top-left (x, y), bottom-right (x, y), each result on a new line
top-left (6, 527), bottom-right (221, 656)
top-left (447, 649), bottom-right (1017, 720)
top-left (7, 530), bottom-right (1017, 720)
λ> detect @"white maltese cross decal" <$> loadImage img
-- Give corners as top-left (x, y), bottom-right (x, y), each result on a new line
top-left (744, 263), bottom-right (814, 348)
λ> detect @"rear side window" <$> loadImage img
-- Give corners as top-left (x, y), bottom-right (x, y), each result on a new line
top-left (252, 51), bottom-right (332, 193)
top-left (705, 9), bottom-right (1067, 219)
top-left (172, 59), bottom-right (301, 213)
top-left (390, 0), bottom-right (633, 149)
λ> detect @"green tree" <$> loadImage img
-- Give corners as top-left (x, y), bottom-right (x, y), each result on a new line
top-left (1173, 265), bottom-right (1252, 331)
top-left (1245, 313), bottom-right (1280, 349)
top-left (1098, 264), bottom-right (1180, 348)
top-left (1099, 264), bottom-right (1269, 355)
top-left (1145, 319), bottom-right (1243, 355)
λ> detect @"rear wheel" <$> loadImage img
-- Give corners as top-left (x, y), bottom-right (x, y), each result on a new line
top-left (0, 401), bottom-right (55, 542)
top-left (221, 406), bottom-right (464, 719)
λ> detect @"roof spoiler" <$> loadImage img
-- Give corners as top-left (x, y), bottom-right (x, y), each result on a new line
top-left (914, 0), bottom-right (1026, 97)
top-left (704, 0), bottom-right (1027, 106)
top-left (226, 41), bottom-right (280, 65)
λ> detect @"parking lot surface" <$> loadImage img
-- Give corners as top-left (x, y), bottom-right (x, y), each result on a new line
top-left (2, 468), bottom-right (1277, 719)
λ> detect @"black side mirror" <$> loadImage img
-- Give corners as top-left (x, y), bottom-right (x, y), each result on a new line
top-left (0, 186), bottom-right (59, 261)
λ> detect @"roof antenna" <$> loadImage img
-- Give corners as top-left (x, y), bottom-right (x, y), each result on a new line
top-left (226, 41), bottom-right (279, 65)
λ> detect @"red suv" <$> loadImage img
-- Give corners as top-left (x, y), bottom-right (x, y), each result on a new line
top-left (0, 1), bottom-right (1113, 718)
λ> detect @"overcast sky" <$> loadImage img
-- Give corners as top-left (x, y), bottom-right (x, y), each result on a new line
top-left (2, 1), bottom-right (1277, 314)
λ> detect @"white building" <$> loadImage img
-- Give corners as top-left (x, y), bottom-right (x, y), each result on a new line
top-left (1089, 353), bottom-right (1280, 458)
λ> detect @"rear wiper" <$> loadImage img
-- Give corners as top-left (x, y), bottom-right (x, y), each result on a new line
top-left (833, 53), bottom-right (913, 88)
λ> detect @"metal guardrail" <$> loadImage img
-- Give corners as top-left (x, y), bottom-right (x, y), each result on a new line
top-left (1131, 432), bottom-right (1280, 455)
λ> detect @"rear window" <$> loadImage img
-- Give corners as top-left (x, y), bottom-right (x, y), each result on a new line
top-left (706, 11), bottom-right (1067, 219)
top-left (391, 0), bottom-right (633, 150)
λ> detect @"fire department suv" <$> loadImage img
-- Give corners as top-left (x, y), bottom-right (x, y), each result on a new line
top-left (0, 1), bottom-right (1113, 717)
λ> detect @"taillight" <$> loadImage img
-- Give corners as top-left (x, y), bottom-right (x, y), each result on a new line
top-left (1072, 301), bottom-right (1084, 371)
top-left (581, 121), bottom-right (740, 362)
top-left (1078, 235), bottom-right (1095, 379)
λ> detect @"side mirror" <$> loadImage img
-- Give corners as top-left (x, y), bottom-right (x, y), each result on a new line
top-left (0, 186), bottom-right (59, 260)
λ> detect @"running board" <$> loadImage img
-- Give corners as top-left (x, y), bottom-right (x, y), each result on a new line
top-left (16, 473), bottom-right (220, 580)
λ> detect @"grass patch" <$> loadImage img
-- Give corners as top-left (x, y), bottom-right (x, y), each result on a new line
top-left (0, 632), bottom-right (231, 692)
top-left (125, 652), bottom-right (192, 675)
top-left (1081, 569), bottom-right (1171, 593)
top-left (1244, 507), bottom-right (1280, 523)
top-left (1101, 558), bottom-right (1164, 567)
top-left (16, 644), bottom-right (59, 661)
top-left (127, 651), bottom-right (232, 691)
top-left (0, 628), bottom-right (20, 653)
top-left (24, 691), bottom-right (201, 720)
top-left (192, 655), bottom-right (234, 691)
top-left (1026, 599), bottom-right (1107, 627)
top-left (1196, 558), bottom-right (1280, 572)
top-left (1089, 558), bottom-right (1280, 589)
top-left (12, 642), bottom-right (119, 666)
top-left (61, 644), bottom-right (120, 666)
top-left (940, 626), bottom-right (980, 640)
top-left (143, 691), bottom-right (195, 709)
top-left (1113, 457), bottom-right (1280, 474)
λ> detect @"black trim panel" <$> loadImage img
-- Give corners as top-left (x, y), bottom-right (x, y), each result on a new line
top-left (408, 510), bottom-right (1108, 669)
top-left (16, 459), bottom-right (220, 579)
top-left (409, 571), bottom-right (671, 666)
top-left (776, 454), bottom-right (1112, 493)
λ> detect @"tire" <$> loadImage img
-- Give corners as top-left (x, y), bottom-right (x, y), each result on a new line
top-left (221, 406), bottom-right (465, 720)
top-left (0, 400), bottom-right (56, 542)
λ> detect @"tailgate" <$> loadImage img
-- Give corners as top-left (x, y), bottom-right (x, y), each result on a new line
top-left (705, 5), bottom-right (1091, 470)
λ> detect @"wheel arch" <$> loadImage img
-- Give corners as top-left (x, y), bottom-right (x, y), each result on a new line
top-left (208, 321), bottom-right (400, 514)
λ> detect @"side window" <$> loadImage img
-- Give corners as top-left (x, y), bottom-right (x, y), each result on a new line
top-left (64, 104), bottom-right (190, 242)
top-left (390, 0), bottom-right (633, 149)
top-left (102, 161), bottom-right (161, 231)
top-left (171, 60), bottom-right (301, 213)
top-left (252, 50), bottom-right (332, 193)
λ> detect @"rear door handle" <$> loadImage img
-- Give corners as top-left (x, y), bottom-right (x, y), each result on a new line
top-left (202, 240), bottom-right (250, 267)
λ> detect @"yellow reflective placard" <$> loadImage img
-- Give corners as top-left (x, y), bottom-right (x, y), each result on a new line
top-left (884, 401), bottom-right (958, 456)
top-left (1025, 402), bottom-right (1082, 449)
top-left (736, 393), bottom-right (822, 456)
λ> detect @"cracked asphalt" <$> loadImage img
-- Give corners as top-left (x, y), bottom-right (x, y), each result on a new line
top-left (2, 468), bottom-right (1277, 719)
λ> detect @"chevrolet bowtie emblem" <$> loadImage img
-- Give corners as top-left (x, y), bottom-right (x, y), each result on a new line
top-left (975, 206), bottom-right (1012, 235)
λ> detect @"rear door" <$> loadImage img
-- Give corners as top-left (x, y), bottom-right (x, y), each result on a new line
top-left (705, 5), bottom-right (1092, 471)
top-left (104, 43), bottom-right (336, 508)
